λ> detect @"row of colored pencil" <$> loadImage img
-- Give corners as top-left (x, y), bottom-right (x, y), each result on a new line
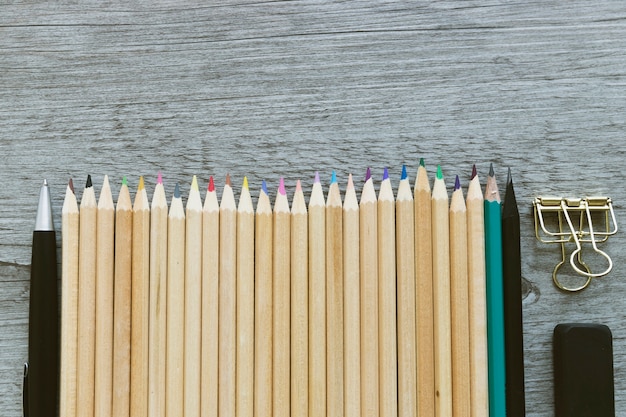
top-left (59, 161), bottom-right (523, 417)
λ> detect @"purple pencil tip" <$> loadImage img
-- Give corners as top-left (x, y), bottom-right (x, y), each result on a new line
top-left (314, 171), bottom-right (320, 184)
top-left (382, 167), bottom-right (389, 181)
top-left (455, 175), bottom-right (461, 190)
top-left (471, 164), bottom-right (477, 179)
top-left (365, 167), bottom-right (371, 181)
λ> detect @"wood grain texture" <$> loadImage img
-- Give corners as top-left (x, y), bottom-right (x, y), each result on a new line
top-left (2, 2), bottom-right (626, 416)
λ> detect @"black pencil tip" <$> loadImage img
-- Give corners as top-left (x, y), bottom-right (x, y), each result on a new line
top-left (507, 167), bottom-right (512, 185)
top-left (69, 178), bottom-right (75, 194)
top-left (86, 174), bottom-right (92, 188)
top-left (489, 163), bottom-right (495, 177)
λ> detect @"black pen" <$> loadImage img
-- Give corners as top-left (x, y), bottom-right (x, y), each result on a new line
top-left (25, 179), bottom-right (59, 417)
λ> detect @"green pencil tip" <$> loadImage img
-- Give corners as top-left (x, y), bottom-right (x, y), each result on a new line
top-left (122, 176), bottom-right (127, 186)
top-left (420, 158), bottom-right (425, 167)
top-left (436, 165), bottom-right (443, 180)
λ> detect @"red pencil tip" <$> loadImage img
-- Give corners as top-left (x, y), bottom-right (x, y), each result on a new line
top-left (208, 176), bottom-right (215, 192)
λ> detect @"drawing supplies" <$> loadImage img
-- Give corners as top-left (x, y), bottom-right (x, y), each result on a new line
top-left (130, 176), bottom-right (149, 417)
top-left (202, 176), bottom-right (220, 417)
top-left (414, 159), bottom-right (435, 417)
top-left (466, 166), bottom-right (488, 417)
top-left (396, 166), bottom-right (417, 417)
top-left (95, 175), bottom-right (114, 417)
top-left (378, 167), bottom-right (397, 417)
top-left (255, 180), bottom-right (273, 417)
top-left (26, 179), bottom-right (58, 417)
top-left (77, 175), bottom-right (97, 417)
top-left (60, 179), bottom-right (79, 417)
top-left (326, 171), bottom-right (344, 416)
top-left (185, 176), bottom-right (202, 417)
top-left (290, 179), bottom-right (308, 417)
top-left (148, 173), bottom-right (167, 417)
top-left (273, 178), bottom-right (291, 417)
top-left (450, 175), bottom-right (470, 417)
top-left (484, 164), bottom-right (506, 417)
top-left (166, 183), bottom-right (185, 417)
top-left (308, 172), bottom-right (326, 417)
top-left (343, 173), bottom-right (360, 417)
top-left (219, 174), bottom-right (237, 417)
top-left (359, 167), bottom-right (379, 417)
top-left (502, 169), bottom-right (525, 417)
top-left (432, 165), bottom-right (452, 417)
top-left (237, 176), bottom-right (255, 417)
top-left (112, 178), bottom-right (132, 417)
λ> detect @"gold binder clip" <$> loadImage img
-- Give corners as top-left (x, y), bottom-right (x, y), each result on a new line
top-left (533, 196), bottom-right (618, 292)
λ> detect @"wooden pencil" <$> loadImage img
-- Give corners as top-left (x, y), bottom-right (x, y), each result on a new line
top-left (359, 168), bottom-right (379, 417)
top-left (237, 177), bottom-right (255, 417)
top-left (219, 174), bottom-right (237, 417)
top-left (185, 176), bottom-right (203, 417)
top-left (95, 175), bottom-right (114, 417)
top-left (502, 168), bottom-right (525, 417)
top-left (378, 167), bottom-right (397, 417)
top-left (254, 180), bottom-right (273, 417)
top-left (484, 163), bottom-right (506, 417)
top-left (343, 173), bottom-right (360, 417)
top-left (77, 175), bottom-right (97, 417)
top-left (290, 179), bottom-right (308, 417)
top-left (202, 176), bottom-right (219, 417)
top-left (273, 178), bottom-right (291, 417)
top-left (396, 166), bottom-right (417, 417)
top-left (432, 165), bottom-right (452, 417)
top-left (308, 172), bottom-right (326, 417)
top-left (466, 166), bottom-right (488, 417)
top-left (326, 171), bottom-right (344, 417)
top-left (130, 176), bottom-right (150, 417)
top-left (166, 183), bottom-right (185, 417)
top-left (60, 179), bottom-right (79, 417)
top-left (414, 159), bottom-right (435, 417)
top-left (112, 178), bottom-right (132, 417)
top-left (450, 175), bottom-right (470, 417)
top-left (148, 173), bottom-right (167, 417)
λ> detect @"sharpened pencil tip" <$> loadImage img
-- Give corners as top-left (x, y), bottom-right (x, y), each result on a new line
top-left (174, 183), bottom-right (180, 199)
top-left (243, 176), bottom-right (249, 189)
top-left (347, 173), bottom-right (354, 189)
top-left (436, 165), bottom-right (443, 180)
top-left (383, 167), bottom-right (389, 181)
top-left (420, 158), bottom-right (425, 168)
top-left (489, 163), bottom-right (495, 177)
top-left (507, 167), bottom-right (512, 185)
top-left (365, 167), bottom-right (371, 182)
top-left (331, 171), bottom-right (337, 185)
top-left (455, 175), bottom-right (461, 190)
top-left (208, 176), bottom-right (215, 192)
top-left (157, 171), bottom-right (163, 185)
top-left (279, 177), bottom-right (286, 195)
top-left (191, 175), bottom-right (198, 191)
top-left (296, 179), bottom-right (302, 192)
top-left (86, 174), bottom-right (92, 188)
top-left (122, 176), bottom-right (127, 186)
top-left (471, 164), bottom-right (477, 180)
top-left (262, 180), bottom-right (268, 195)
top-left (69, 178), bottom-right (75, 194)
top-left (225, 174), bottom-right (231, 186)
top-left (314, 171), bottom-right (320, 184)
top-left (138, 176), bottom-right (144, 191)
top-left (401, 165), bottom-right (407, 180)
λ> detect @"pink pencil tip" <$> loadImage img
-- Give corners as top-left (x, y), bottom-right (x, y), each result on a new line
top-left (296, 179), bottom-right (302, 192)
top-left (279, 177), bottom-right (286, 195)
top-left (157, 171), bottom-right (163, 184)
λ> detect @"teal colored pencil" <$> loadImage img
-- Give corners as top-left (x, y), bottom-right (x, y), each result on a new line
top-left (484, 163), bottom-right (506, 417)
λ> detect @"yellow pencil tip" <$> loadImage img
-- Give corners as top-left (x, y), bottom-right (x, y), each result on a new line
top-left (191, 175), bottom-right (199, 191)
top-left (138, 176), bottom-right (145, 191)
top-left (243, 176), bottom-right (249, 189)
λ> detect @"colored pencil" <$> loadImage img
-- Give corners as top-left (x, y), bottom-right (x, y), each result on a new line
top-left (308, 172), bottom-right (326, 417)
top-left (414, 159), bottom-right (435, 417)
top-left (219, 174), bottom-right (237, 417)
top-left (237, 177), bottom-right (255, 417)
top-left (432, 165), bottom-right (452, 417)
top-left (467, 166), bottom-right (488, 417)
top-left (95, 175), bottom-right (114, 417)
top-left (343, 173), bottom-right (360, 417)
top-left (273, 178), bottom-right (291, 417)
top-left (166, 183), bottom-right (185, 417)
top-left (396, 165), bottom-right (417, 417)
top-left (359, 168), bottom-right (379, 417)
top-left (202, 176), bottom-right (220, 417)
top-left (291, 179), bottom-right (308, 417)
top-left (255, 180), bottom-right (273, 417)
top-left (148, 173), bottom-right (167, 417)
top-left (112, 178), bottom-right (132, 417)
top-left (502, 168), bottom-right (525, 417)
top-left (130, 176), bottom-right (150, 417)
top-left (60, 179), bottom-right (79, 417)
top-left (185, 176), bottom-right (202, 417)
top-left (450, 175), bottom-right (470, 417)
top-left (378, 167), bottom-right (397, 417)
top-left (484, 163), bottom-right (506, 417)
top-left (326, 171), bottom-right (344, 416)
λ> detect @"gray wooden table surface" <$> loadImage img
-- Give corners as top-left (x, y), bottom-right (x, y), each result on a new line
top-left (2, 1), bottom-right (626, 415)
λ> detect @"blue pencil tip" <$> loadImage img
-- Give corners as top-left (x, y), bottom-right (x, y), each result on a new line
top-left (382, 167), bottom-right (389, 181)
top-left (455, 175), bottom-right (461, 190)
top-left (261, 180), bottom-right (268, 194)
top-left (401, 165), bottom-right (407, 180)
top-left (331, 171), bottom-right (337, 184)
top-left (174, 183), bottom-right (181, 198)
